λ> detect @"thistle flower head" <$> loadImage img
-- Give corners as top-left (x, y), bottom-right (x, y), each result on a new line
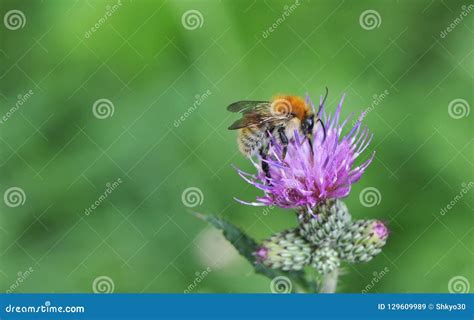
top-left (298, 199), bottom-right (351, 245)
top-left (337, 219), bottom-right (389, 263)
top-left (254, 229), bottom-right (312, 271)
top-left (372, 221), bottom-right (389, 241)
top-left (235, 94), bottom-right (375, 211)
top-left (311, 246), bottom-right (340, 274)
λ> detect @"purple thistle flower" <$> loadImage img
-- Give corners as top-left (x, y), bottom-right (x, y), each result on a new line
top-left (234, 94), bottom-right (375, 211)
top-left (254, 247), bottom-right (269, 263)
top-left (372, 220), bottom-right (389, 241)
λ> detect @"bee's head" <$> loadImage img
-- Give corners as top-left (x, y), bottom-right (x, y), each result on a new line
top-left (301, 114), bottom-right (315, 136)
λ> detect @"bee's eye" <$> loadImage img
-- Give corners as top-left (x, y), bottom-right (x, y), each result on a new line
top-left (306, 117), bottom-right (314, 130)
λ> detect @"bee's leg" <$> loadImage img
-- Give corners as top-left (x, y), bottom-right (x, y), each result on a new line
top-left (307, 138), bottom-right (314, 157)
top-left (278, 127), bottom-right (288, 159)
top-left (259, 144), bottom-right (271, 182)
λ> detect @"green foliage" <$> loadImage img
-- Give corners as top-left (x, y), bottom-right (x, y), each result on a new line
top-left (192, 212), bottom-right (317, 292)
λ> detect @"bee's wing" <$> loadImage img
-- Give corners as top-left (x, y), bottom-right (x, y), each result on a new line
top-left (228, 103), bottom-right (293, 130)
top-left (228, 119), bottom-right (250, 130)
top-left (227, 103), bottom-right (271, 130)
top-left (227, 100), bottom-right (269, 113)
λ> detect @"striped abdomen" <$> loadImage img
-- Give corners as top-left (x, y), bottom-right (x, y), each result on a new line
top-left (237, 126), bottom-right (269, 157)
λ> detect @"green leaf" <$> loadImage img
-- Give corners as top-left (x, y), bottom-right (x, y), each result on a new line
top-left (191, 212), bottom-right (317, 293)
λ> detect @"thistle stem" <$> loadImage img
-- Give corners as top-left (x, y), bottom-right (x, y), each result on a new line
top-left (319, 269), bottom-right (339, 293)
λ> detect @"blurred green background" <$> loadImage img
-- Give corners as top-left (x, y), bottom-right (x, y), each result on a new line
top-left (0, 0), bottom-right (472, 293)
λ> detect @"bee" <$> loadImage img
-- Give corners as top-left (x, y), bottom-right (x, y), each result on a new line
top-left (228, 89), bottom-right (327, 178)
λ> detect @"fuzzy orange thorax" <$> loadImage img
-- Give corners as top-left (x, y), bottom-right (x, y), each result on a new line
top-left (272, 95), bottom-right (311, 121)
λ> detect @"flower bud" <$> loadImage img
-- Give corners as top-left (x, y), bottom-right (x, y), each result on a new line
top-left (298, 200), bottom-right (351, 246)
top-left (337, 219), bottom-right (389, 263)
top-left (311, 246), bottom-right (340, 274)
top-left (255, 229), bottom-right (312, 271)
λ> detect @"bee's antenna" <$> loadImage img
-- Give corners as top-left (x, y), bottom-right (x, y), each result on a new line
top-left (317, 87), bottom-right (329, 117)
top-left (316, 118), bottom-right (327, 142)
top-left (316, 87), bottom-right (328, 142)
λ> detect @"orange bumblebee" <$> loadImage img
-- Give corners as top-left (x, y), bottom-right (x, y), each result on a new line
top-left (228, 89), bottom-right (327, 177)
